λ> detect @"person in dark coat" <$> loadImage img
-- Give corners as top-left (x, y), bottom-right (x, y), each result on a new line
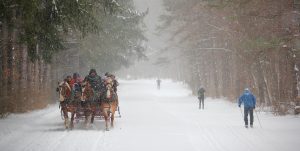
top-left (198, 87), bottom-right (205, 109)
top-left (84, 69), bottom-right (102, 92)
top-left (238, 88), bottom-right (256, 128)
top-left (156, 79), bottom-right (161, 89)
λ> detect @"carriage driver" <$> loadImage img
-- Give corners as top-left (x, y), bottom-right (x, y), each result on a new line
top-left (83, 69), bottom-right (103, 93)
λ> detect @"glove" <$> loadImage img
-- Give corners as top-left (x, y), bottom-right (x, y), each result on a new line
top-left (238, 105), bottom-right (241, 108)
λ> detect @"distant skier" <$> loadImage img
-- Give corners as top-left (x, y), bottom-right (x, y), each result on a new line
top-left (197, 87), bottom-right (205, 109)
top-left (156, 79), bottom-right (161, 89)
top-left (238, 88), bottom-right (256, 128)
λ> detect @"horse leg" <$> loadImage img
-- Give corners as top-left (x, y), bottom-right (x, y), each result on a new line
top-left (70, 112), bottom-right (75, 130)
top-left (63, 109), bottom-right (69, 129)
top-left (84, 110), bottom-right (88, 127)
top-left (87, 113), bottom-right (92, 128)
top-left (105, 116), bottom-right (109, 131)
top-left (91, 112), bottom-right (95, 124)
top-left (75, 110), bottom-right (80, 124)
top-left (84, 110), bottom-right (91, 128)
top-left (110, 112), bottom-right (114, 128)
top-left (103, 110), bottom-right (109, 131)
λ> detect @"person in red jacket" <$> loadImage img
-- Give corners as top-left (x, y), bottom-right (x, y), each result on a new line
top-left (70, 73), bottom-right (83, 88)
top-left (70, 73), bottom-right (83, 99)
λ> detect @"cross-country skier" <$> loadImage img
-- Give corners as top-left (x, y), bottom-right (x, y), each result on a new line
top-left (238, 88), bottom-right (256, 128)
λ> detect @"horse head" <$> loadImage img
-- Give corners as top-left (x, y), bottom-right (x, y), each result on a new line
top-left (58, 81), bottom-right (72, 101)
top-left (81, 82), bottom-right (94, 101)
top-left (104, 77), bottom-right (115, 99)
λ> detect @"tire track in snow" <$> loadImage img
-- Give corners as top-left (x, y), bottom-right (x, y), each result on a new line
top-left (218, 113), bottom-right (256, 151)
top-left (45, 131), bottom-right (70, 151)
top-left (0, 105), bottom-right (61, 151)
top-left (157, 98), bottom-right (265, 151)
top-left (21, 113), bottom-right (67, 151)
top-left (91, 131), bottom-right (106, 151)
top-left (158, 102), bottom-right (225, 151)
top-left (218, 108), bottom-right (287, 151)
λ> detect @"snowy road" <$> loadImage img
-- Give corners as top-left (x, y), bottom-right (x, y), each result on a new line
top-left (1, 80), bottom-right (300, 151)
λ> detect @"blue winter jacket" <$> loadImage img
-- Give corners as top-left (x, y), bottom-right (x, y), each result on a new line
top-left (238, 90), bottom-right (256, 108)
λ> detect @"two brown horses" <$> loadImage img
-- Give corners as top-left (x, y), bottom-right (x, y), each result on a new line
top-left (58, 81), bottom-right (118, 131)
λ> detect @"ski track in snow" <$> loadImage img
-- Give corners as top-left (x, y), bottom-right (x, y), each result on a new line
top-left (0, 79), bottom-right (300, 151)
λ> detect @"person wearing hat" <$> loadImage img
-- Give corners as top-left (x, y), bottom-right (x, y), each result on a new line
top-left (104, 72), bottom-right (119, 93)
top-left (238, 88), bottom-right (256, 128)
top-left (84, 69), bottom-right (102, 92)
top-left (70, 73), bottom-right (83, 98)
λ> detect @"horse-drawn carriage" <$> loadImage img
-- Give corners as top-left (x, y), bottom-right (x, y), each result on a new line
top-left (57, 79), bottom-right (121, 131)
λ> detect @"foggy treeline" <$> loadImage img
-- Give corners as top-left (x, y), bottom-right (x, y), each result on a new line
top-left (158, 0), bottom-right (300, 114)
top-left (0, 0), bottom-right (147, 116)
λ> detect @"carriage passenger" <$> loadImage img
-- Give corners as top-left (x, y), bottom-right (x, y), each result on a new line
top-left (104, 72), bottom-right (119, 93)
top-left (68, 73), bottom-right (83, 100)
top-left (83, 69), bottom-right (102, 92)
top-left (66, 75), bottom-right (72, 84)
top-left (70, 73), bottom-right (83, 93)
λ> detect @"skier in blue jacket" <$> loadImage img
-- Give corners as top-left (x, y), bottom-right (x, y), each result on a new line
top-left (238, 88), bottom-right (256, 128)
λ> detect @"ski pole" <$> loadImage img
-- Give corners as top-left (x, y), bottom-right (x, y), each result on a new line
top-left (255, 109), bottom-right (262, 128)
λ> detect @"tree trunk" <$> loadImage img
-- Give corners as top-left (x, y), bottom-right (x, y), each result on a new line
top-left (20, 44), bottom-right (28, 109)
top-left (0, 19), bottom-right (9, 114)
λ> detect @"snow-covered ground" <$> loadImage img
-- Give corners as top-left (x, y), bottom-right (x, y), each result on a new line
top-left (1, 79), bottom-right (300, 151)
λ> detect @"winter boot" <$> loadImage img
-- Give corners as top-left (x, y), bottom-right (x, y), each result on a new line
top-left (245, 125), bottom-right (248, 128)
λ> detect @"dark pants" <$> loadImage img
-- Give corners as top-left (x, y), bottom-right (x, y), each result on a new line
top-left (198, 96), bottom-right (204, 109)
top-left (244, 107), bottom-right (254, 125)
